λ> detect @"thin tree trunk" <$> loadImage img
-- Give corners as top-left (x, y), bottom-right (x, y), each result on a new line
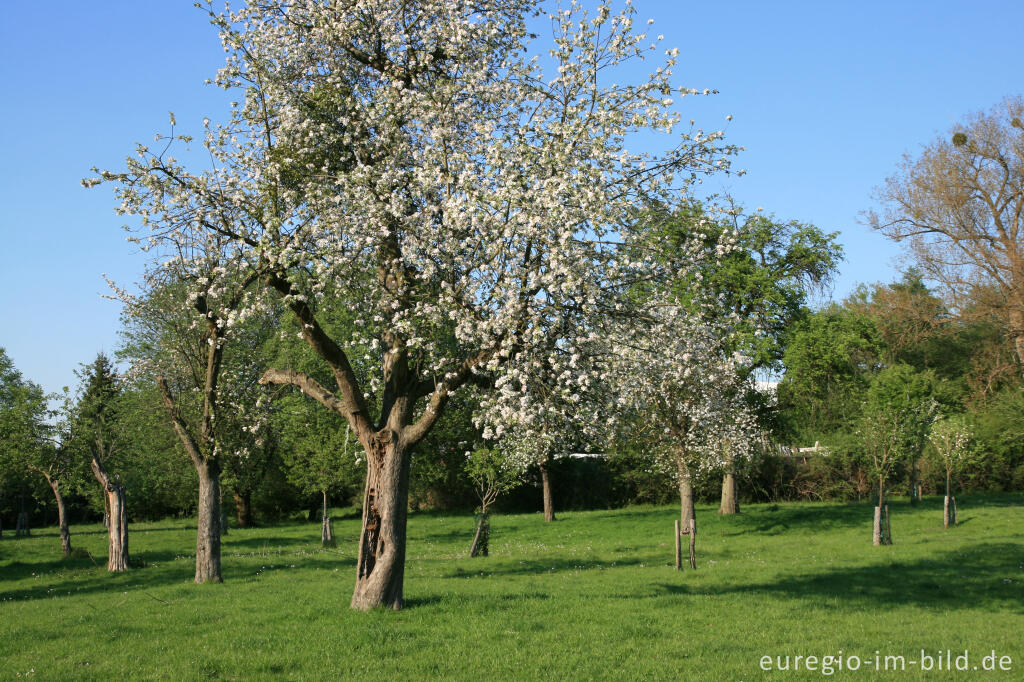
top-left (47, 478), bottom-right (72, 558)
top-left (678, 458), bottom-right (695, 527)
top-left (909, 457), bottom-right (919, 506)
top-left (873, 476), bottom-right (891, 545)
top-left (677, 457), bottom-right (698, 569)
top-left (874, 476), bottom-right (884, 546)
top-left (540, 458), bottom-right (555, 522)
top-left (469, 511), bottom-right (490, 558)
top-left (944, 470), bottom-right (951, 529)
top-left (91, 458), bottom-right (129, 571)
top-left (234, 490), bottom-right (253, 528)
top-left (15, 512), bottom-right (29, 536)
top-left (321, 490), bottom-right (335, 547)
top-left (351, 437), bottom-right (411, 611)
top-left (195, 461), bottom-right (223, 584)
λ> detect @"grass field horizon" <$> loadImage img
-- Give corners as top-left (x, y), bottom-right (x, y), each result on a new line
top-left (2, 494), bottom-right (1022, 680)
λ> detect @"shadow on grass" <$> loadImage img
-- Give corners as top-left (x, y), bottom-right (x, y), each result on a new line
top-left (655, 542), bottom-right (1024, 612)
top-left (0, 547), bottom-right (357, 602)
top-left (223, 535), bottom-right (323, 551)
top-left (444, 556), bottom-right (644, 579)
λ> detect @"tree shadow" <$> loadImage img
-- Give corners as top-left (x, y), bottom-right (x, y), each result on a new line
top-left (222, 535), bottom-right (323, 551)
top-left (443, 556), bottom-right (644, 579)
top-left (654, 542), bottom-right (1024, 612)
top-left (0, 550), bottom-right (359, 602)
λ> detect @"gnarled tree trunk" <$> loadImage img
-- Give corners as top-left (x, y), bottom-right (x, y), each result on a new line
top-left (195, 461), bottom-right (223, 584)
top-left (91, 458), bottom-right (129, 571)
top-left (105, 485), bottom-right (129, 571)
top-left (350, 434), bottom-right (411, 611)
top-left (540, 457), bottom-right (555, 522)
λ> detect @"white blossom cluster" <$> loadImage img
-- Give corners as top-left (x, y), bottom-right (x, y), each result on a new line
top-left (606, 294), bottom-right (760, 480)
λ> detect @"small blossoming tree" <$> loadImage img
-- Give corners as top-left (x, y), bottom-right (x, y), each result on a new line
top-left (609, 298), bottom-right (758, 569)
top-left (928, 415), bottom-right (973, 528)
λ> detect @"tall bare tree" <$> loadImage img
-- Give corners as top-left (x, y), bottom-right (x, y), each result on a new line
top-left (868, 96), bottom-right (1024, 374)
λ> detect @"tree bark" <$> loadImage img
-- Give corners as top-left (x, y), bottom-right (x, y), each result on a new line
top-left (540, 458), bottom-right (555, 522)
top-left (91, 458), bottom-right (129, 571)
top-left (718, 470), bottom-right (738, 514)
top-left (106, 485), bottom-right (129, 571)
top-left (195, 461), bottom-right (223, 584)
top-left (350, 435), bottom-right (411, 611)
top-left (678, 458), bottom-right (695, 527)
top-left (234, 490), bottom-right (253, 528)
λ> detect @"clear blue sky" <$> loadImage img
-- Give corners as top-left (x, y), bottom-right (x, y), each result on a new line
top-left (1, 1), bottom-right (1021, 396)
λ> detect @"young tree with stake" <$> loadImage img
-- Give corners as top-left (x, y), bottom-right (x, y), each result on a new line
top-left (609, 298), bottom-right (758, 569)
top-left (928, 415), bottom-right (973, 528)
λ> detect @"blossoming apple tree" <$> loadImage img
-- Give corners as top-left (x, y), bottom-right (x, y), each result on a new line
top-left (609, 296), bottom-right (758, 568)
top-left (93, 0), bottom-right (736, 609)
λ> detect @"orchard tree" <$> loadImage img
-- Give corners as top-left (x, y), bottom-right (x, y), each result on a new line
top-left (70, 353), bottom-right (131, 570)
top-left (0, 350), bottom-right (71, 555)
top-left (640, 201), bottom-right (842, 513)
top-left (610, 299), bottom-right (757, 569)
top-left (92, 0), bottom-right (737, 609)
top-left (867, 96), bottom-right (1024, 374)
top-left (475, 325), bottom-right (612, 523)
top-left (859, 365), bottom-right (937, 545)
top-left (465, 444), bottom-right (523, 557)
top-left (279, 399), bottom-right (365, 545)
top-left (114, 259), bottom-right (262, 584)
top-left (928, 415), bottom-right (973, 528)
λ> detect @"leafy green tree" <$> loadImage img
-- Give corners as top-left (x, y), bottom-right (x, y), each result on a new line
top-left (465, 445), bottom-right (523, 557)
top-left (859, 365), bottom-right (938, 544)
top-left (0, 349), bottom-right (72, 554)
top-left (777, 306), bottom-right (882, 442)
top-left (643, 202), bottom-right (843, 373)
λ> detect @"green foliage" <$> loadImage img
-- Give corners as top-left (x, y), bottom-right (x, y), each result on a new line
top-left (858, 364), bottom-right (938, 492)
top-left (777, 305), bottom-right (882, 440)
top-left (465, 445), bottom-right (522, 514)
top-left (641, 202), bottom-right (843, 373)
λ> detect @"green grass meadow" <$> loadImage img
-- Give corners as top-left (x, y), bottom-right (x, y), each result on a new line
top-left (2, 495), bottom-right (1023, 680)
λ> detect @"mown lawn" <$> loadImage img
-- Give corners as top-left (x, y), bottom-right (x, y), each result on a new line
top-left (1, 494), bottom-right (1022, 680)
